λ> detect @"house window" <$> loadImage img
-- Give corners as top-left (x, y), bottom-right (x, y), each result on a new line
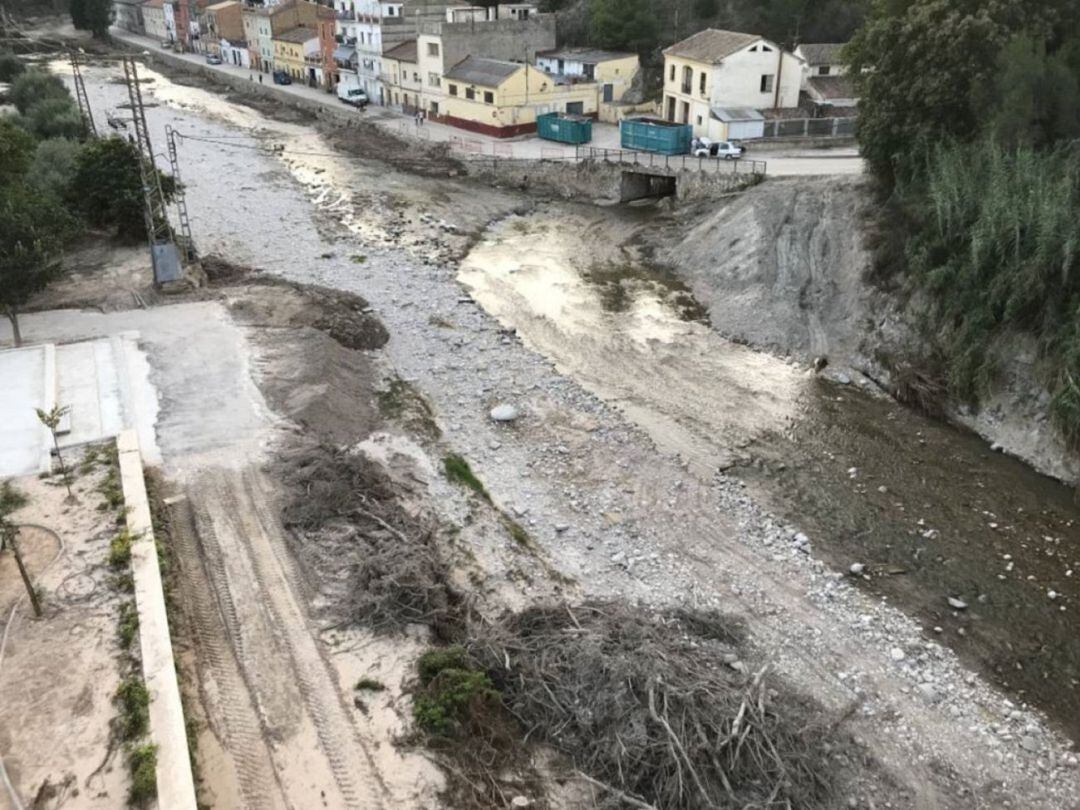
top-left (465, 87), bottom-right (475, 100)
top-left (760, 74), bottom-right (774, 93)
top-left (696, 115), bottom-right (702, 125)
top-left (427, 42), bottom-right (439, 57)
top-left (819, 65), bottom-right (831, 75)
top-left (483, 90), bottom-right (493, 103)
top-left (699, 71), bottom-right (706, 95)
top-left (762, 45), bottom-right (773, 52)
top-left (681, 65), bottom-right (692, 93)
top-left (669, 63), bottom-right (675, 82)
top-left (413, 71), bottom-right (419, 82)
top-left (448, 83), bottom-right (457, 96)
top-left (428, 72), bottom-right (440, 86)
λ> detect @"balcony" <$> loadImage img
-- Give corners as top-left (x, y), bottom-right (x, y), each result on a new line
top-left (336, 9), bottom-right (354, 20)
top-left (681, 81), bottom-right (692, 94)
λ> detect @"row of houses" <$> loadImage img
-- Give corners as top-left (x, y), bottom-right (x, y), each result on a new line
top-left (661, 29), bottom-right (856, 141)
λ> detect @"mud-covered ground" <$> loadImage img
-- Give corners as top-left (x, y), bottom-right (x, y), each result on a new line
top-left (42, 51), bottom-right (1080, 809)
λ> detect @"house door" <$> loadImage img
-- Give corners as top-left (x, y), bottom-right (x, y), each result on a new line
top-left (665, 95), bottom-right (675, 122)
top-left (680, 101), bottom-right (690, 124)
top-left (566, 101), bottom-right (584, 115)
top-left (602, 83), bottom-right (613, 103)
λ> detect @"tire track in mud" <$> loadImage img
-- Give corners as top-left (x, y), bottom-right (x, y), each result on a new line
top-left (169, 498), bottom-right (287, 810)
top-left (192, 468), bottom-right (386, 810)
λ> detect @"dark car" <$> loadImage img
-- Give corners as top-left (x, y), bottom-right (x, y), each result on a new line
top-left (273, 70), bottom-right (292, 85)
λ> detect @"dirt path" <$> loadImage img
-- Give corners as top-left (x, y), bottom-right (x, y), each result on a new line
top-left (177, 467), bottom-right (387, 810)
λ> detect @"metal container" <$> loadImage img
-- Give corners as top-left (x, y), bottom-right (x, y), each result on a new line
top-left (537, 112), bottom-right (593, 145)
top-left (619, 117), bottom-right (693, 155)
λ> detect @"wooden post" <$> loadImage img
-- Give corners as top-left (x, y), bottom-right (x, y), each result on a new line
top-left (5, 526), bottom-right (41, 618)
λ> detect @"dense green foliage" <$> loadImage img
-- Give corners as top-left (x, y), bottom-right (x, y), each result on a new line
top-left (413, 646), bottom-right (501, 736)
top-left (8, 68), bottom-right (72, 115)
top-left (68, 136), bottom-right (177, 240)
top-left (70, 0), bottom-right (113, 38)
top-left (549, 0), bottom-right (866, 60)
top-left (851, 0), bottom-right (1080, 440)
top-left (0, 53), bottom-right (25, 81)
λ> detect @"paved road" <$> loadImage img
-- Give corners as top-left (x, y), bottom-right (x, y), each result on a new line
top-left (113, 29), bottom-right (863, 175)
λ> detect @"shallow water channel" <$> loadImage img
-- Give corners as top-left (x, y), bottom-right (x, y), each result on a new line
top-left (460, 206), bottom-right (1080, 741)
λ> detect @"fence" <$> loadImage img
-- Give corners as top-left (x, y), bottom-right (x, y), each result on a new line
top-left (575, 146), bottom-right (767, 176)
top-left (759, 116), bottom-right (856, 139)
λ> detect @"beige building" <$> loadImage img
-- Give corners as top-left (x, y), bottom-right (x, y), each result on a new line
top-left (382, 38), bottom-right (422, 110)
top-left (441, 56), bottom-right (598, 137)
top-left (273, 26), bottom-right (318, 83)
top-left (662, 28), bottom-right (803, 138)
top-left (204, 0), bottom-right (243, 55)
top-left (142, 0), bottom-right (172, 41)
top-left (535, 47), bottom-right (641, 122)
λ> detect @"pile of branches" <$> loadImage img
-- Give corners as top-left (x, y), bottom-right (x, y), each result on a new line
top-left (466, 602), bottom-right (858, 810)
top-left (280, 441), bottom-right (465, 639)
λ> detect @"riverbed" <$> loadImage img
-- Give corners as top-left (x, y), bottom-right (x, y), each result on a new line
top-left (61, 54), bottom-right (1080, 807)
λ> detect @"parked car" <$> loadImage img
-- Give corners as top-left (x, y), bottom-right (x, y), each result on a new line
top-left (205, 53), bottom-right (222, 65)
top-left (272, 70), bottom-right (292, 85)
top-left (160, 40), bottom-right (173, 49)
top-left (336, 86), bottom-right (368, 109)
top-left (691, 137), bottom-right (746, 160)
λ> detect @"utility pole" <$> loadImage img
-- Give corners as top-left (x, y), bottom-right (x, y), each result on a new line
top-left (165, 125), bottom-right (196, 262)
top-left (122, 56), bottom-right (183, 285)
top-left (69, 48), bottom-right (97, 138)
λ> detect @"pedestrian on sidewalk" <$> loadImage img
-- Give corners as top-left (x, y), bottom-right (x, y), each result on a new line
top-left (414, 110), bottom-right (421, 127)
top-left (258, 73), bottom-right (263, 84)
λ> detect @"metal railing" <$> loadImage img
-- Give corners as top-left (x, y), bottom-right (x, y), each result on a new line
top-left (759, 116), bottom-right (856, 139)
top-left (575, 146), bottom-right (767, 176)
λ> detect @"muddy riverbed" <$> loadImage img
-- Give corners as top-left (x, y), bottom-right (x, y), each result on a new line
top-left (460, 205), bottom-right (1080, 740)
top-left (60, 54), bottom-right (1080, 806)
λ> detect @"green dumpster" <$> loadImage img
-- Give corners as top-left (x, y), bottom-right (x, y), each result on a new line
top-left (620, 117), bottom-right (693, 155)
top-left (537, 112), bottom-right (593, 145)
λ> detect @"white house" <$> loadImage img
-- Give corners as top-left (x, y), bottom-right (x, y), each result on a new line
top-left (661, 28), bottom-right (803, 138)
top-left (220, 37), bottom-right (250, 67)
top-left (794, 42), bottom-right (859, 109)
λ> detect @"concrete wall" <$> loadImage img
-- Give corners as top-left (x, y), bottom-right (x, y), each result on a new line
top-left (419, 14), bottom-right (555, 68)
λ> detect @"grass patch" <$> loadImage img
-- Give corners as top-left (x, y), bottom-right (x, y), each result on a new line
top-left (97, 451), bottom-right (124, 511)
top-left (118, 601), bottom-right (139, 649)
top-left (505, 519), bottom-right (531, 548)
top-left (351, 254), bottom-right (366, 264)
top-left (0, 481), bottom-right (27, 516)
top-left (377, 377), bottom-right (441, 439)
top-left (442, 455), bottom-right (490, 503)
top-left (109, 529), bottom-right (134, 569)
top-left (355, 677), bottom-right (386, 692)
top-left (127, 743), bottom-right (158, 805)
top-left (414, 646), bottom-right (500, 736)
top-left (116, 677), bottom-right (150, 740)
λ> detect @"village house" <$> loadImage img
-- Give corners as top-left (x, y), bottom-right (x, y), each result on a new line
top-left (662, 28), bottom-right (802, 138)
top-left (273, 26), bottom-right (320, 83)
top-left (142, 0), bottom-right (176, 40)
top-left (242, 6), bottom-right (274, 71)
top-left (269, 0), bottom-right (337, 88)
top-left (113, 0), bottom-right (146, 33)
top-left (440, 55), bottom-right (598, 137)
top-left (535, 46), bottom-right (641, 122)
top-left (794, 42), bottom-right (859, 110)
top-left (381, 38), bottom-right (421, 110)
top-left (204, 0), bottom-right (244, 57)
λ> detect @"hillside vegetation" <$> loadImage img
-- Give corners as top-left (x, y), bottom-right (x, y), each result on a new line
top-left (848, 0), bottom-right (1080, 441)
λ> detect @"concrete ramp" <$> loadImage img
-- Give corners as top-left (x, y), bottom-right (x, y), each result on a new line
top-left (0, 336), bottom-right (157, 478)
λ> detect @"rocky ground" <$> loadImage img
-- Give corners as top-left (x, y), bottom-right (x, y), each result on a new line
top-left (17, 43), bottom-right (1080, 809)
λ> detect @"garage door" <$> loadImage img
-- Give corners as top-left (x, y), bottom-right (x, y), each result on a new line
top-left (728, 120), bottom-right (765, 140)
top-left (566, 101), bottom-right (584, 115)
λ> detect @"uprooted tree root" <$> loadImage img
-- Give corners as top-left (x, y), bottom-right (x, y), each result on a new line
top-left (457, 602), bottom-right (867, 810)
top-left (280, 441), bottom-right (466, 639)
top-left (277, 444), bottom-right (879, 807)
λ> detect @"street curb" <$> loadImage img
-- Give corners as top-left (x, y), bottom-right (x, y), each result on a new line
top-left (117, 429), bottom-right (197, 810)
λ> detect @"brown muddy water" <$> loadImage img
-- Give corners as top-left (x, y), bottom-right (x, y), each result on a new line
top-left (460, 204), bottom-right (1080, 742)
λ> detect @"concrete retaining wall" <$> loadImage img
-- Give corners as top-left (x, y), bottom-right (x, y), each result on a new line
top-left (117, 429), bottom-right (197, 810)
top-left (464, 157), bottom-right (762, 202)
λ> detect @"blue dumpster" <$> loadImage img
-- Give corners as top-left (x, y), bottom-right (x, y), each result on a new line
top-left (537, 112), bottom-right (593, 145)
top-left (619, 117), bottom-right (693, 155)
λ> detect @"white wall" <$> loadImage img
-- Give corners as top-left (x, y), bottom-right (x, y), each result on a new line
top-left (709, 44), bottom-right (802, 109)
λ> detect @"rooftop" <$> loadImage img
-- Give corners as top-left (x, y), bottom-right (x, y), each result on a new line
top-left (796, 42), bottom-right (845, 65)
top-left (206, 0), bottom-right (240, 10)
top-left (383, 38), bottom-right (417, 62)
top-left (274, 25), bottom-right (317, 42)
top-left (663, 29), bottom-right (761, 64)
top-left (536, 46), bottom-right (635, 65)
top-left (710, 106), bottom-right (764, 122)
top-left (141, 0), bottom-right (164, 8)
top-left (444, 55), bottom-right (522, 87)
top-left (807, 74), bottom-right (857, 101)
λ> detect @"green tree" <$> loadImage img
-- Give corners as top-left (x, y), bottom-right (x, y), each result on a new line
top-left (0, 53), bottom-right (25, 82)
top-left (987, 35), bottom-right (1080, 149)
top-left (0, 186), bottom-right (74, 346)
top-left (0, 118), bottom-right (36, 187)
top-left (589, 0), bottom-right (660, 54)
top-left (68, 137), bottom-right (177, 241)
top-left (71, 0), bottom-right (112, 37)
top-left (20, 97), bottom-right (85, 141)
top-left (27, 138), bottom-right (84, 200)
top-left (9, 69), bottom-right (72, 116)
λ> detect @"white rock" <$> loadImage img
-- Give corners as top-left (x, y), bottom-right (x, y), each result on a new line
top-left (890, 647), bottom-right (905, 662)
top-left (947, 597), bottom-right (968, 610)
top-left (490, 403), bottom-right (520, 422)
top-left (849, 562), bottom-right (866, 576)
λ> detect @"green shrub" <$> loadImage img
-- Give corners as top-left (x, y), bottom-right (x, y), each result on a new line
top-left (118, 601), bottom-right (139, 649)
top-left (413, 646), bottom-right (501, 736)
top-left (21, 97), bottom-right (83, 140)
top-left (442, 455), bottom-right (490, 502)
top-left (109, 529), bottom-right (134, 569)
top-left (8, 69), bottom-right (70, 116)
top-left (116, 677), bottom-right (150, 740)
top-left (0, 53), bottom-right (25, 82)
top-left (355, 677), bottom-right (386, 691)
top-left (127, 743), bottom-right (158, 804)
